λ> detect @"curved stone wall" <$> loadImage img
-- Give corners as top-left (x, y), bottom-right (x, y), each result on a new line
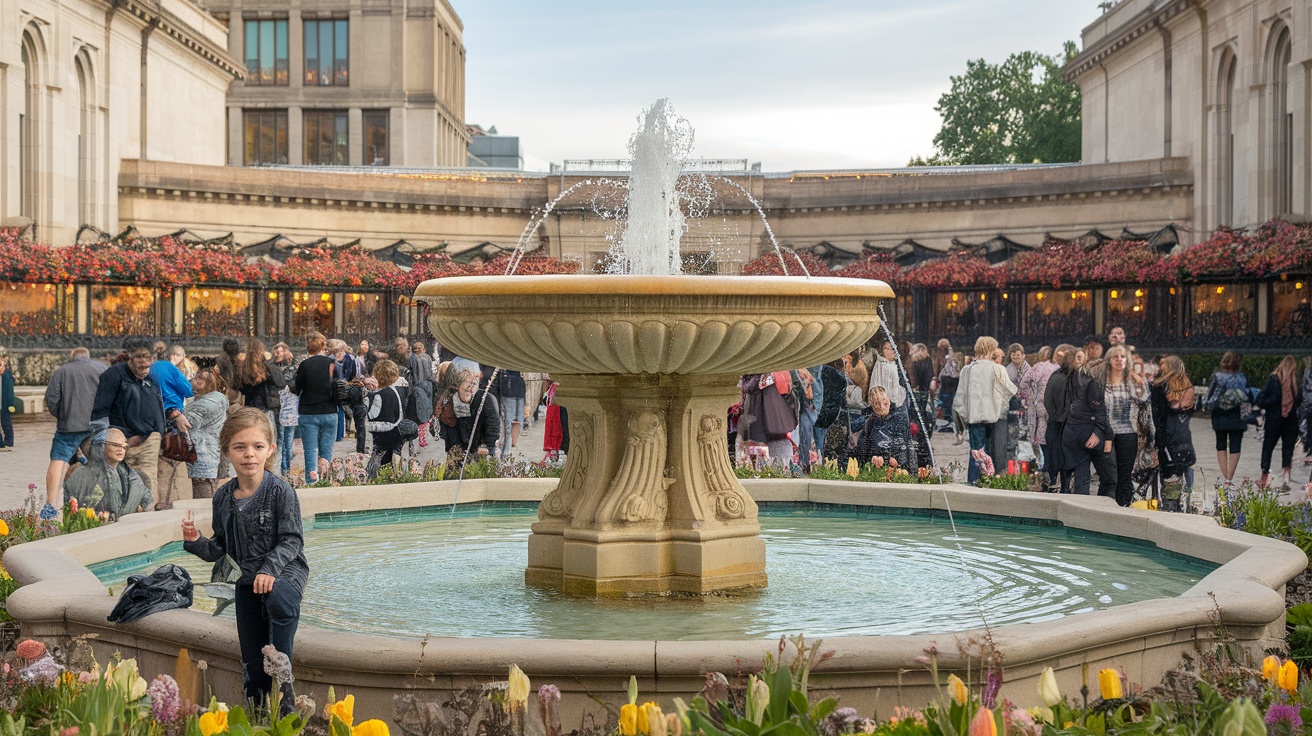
top-left (4, 480), bottom-right (1303, 729)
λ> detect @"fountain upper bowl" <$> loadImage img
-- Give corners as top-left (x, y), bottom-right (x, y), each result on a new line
top-left (415, 275), bottom-right (894, 375)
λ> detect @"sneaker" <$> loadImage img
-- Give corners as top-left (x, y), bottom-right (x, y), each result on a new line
top-left (0, 447), bottom-right (10, 452)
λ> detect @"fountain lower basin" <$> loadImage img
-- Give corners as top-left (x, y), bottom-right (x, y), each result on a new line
top-left (3, 481), bottom-right (1303, 731)
top-left (414, 275), bottom-right (894, 595)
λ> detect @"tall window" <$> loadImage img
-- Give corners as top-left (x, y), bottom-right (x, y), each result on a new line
top-left (364, 110), bottom-right (389, 165)
top-left (1271, 27), bottom-right (1292, 217)
top-left (304, 110), bottom-right (348, 165)
top-left (244, 19), bottom-right (288, 85)
top-left (243, 109), bottom-right (288, 165)
top-left (304, 19), bottom-right (348, 86)
top-left (75, 54), bottom-right (93, 226)
top-left (1216, 52), bottom-right (1237, 226)
top-left (20, 32), bottom-right (40, 223)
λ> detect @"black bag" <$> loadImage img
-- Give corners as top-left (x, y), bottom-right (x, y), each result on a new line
top-left (393, 386), bottom-right (420, 442)
top-left (107, 564), bottom-right (193, 624)
top-left (762, 384), bottom-right (797, 436)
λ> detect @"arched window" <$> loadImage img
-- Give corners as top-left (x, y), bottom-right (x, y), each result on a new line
top-left (74, 52), bottom-right (96, 227)
top-left (20, 30), bottom-right (42, 223)
top-left (1216, 50), bottom-right (1238, 227)
top-left (1269, 26), bottom-right (1292, 217)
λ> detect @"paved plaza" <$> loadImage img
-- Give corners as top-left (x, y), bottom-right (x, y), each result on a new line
top-left (0, 412), bottom-right (1302, 513)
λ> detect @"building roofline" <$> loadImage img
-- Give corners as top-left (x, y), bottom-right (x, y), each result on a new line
top-left (1065, 0), bottom-right (1190, 82)
top-left (108, 0), bottom-right (245, 80)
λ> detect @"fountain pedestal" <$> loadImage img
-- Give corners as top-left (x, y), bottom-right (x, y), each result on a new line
top-left (526, 373), bottom-right (765, 595)
top-left (414, 274), bottom-right (892, 597)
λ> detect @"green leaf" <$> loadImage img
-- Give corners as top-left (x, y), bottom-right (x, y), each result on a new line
top-left (768, 662), bottom-right (791, 726)
top-left (807, 697), bottom-right (838, 723)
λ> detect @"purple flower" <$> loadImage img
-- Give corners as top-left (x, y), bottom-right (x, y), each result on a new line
top-left (1265, 703), bottom-right (1302, 730)
top-left (148, 674), bottom-right (181, 723)
top-left (981, 666), bottom-right (1002, 709)
top-left (19, 654), bottom-right (63, 685)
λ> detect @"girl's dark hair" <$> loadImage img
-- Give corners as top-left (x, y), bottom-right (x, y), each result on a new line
top-left (1219, 351), bottom-right (1241, 372)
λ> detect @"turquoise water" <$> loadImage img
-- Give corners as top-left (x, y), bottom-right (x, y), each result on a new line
top-left (92, 504), bottom-right (1215, 640)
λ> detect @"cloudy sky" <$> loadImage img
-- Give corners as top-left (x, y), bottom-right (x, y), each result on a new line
top-left (458, 1), bottom-right (1097, 172)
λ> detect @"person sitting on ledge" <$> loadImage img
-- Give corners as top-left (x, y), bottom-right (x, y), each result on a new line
top-left (851, 385), bottom-right (911, 470)
top-left (437, 369), bottom-right (501, 460)
top-left (63, 427), bottom-right (152, 518)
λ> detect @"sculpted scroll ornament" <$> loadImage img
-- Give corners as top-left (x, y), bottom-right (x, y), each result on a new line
top-left (539, 412), bottom-right (593, 519)
top-left (698, 415), bottom-right (749, 521)
top-left (596, 411), bottom-right (671, 525)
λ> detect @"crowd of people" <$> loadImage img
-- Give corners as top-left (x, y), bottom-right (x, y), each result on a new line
top-left (732, 325), bottom-right (1312, 509)
top-left (28, 334), bottom-right (568, 522)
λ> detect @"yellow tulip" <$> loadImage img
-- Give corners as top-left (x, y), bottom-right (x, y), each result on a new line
top-left (637, 701), bottom-right (657, 734)
top-left (946, 674), bottom-right (968, 706)
top-left (968, 707), bottom-right (996, 736)
top-left (1037, 667), bottom-right (1061, 707)
top-left (0, 519), bottom-right (9, 536)
top-left (619, 703), bottom-right (638, 736)
top-left (507, 664), bottom-right (531, 707)
top-left (643, 703), bottom-right (666, 736)
top-left (846, 457), bottom-right (859, 478)
top-left (352, 720), bottom-right (391, 736)
top-left (330, 694), bottom-right (355, 727)
top-left (1279, 660), bottom-right (1299, 693)
top-left (1263, 655), bottom-right (1281, 684)
top-left (198, 710), bottom-right (229, 736)
top-left (1098, 669), bottom-right (1123, 700)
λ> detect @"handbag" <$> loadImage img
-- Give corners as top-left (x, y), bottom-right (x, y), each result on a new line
top-left (392, 387), bottom-right (419, 441)
top-left (161, 426), bottom-right (197, 464)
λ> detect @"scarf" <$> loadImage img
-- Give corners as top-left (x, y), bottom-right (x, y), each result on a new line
top-left (452, 393), bottom-right (473, 418)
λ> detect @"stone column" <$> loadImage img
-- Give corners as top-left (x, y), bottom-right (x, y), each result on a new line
top-left (528, 373), bottom-right (765, 596)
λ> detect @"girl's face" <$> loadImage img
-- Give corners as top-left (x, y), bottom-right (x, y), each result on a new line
top-left (1111, 353), bottom-right (1128, 372)
top-left (225, 427), bottom-right (275, 480)
top-left (870, 392), bottom-right (891, 416)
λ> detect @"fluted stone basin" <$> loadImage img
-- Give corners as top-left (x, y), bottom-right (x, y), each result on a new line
top-left (414, 274), bottom-right (894, 595)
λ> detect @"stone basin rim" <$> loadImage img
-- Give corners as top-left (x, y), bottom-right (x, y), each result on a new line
top-left (413, 274), bottom-right (896, 299)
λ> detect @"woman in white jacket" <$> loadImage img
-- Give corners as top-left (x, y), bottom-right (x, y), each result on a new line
top-left (953, 336), bottom-right (1018, 483)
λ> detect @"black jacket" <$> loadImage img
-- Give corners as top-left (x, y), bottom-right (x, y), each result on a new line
top-left (184, 472), bottom-right (308, 589)
top-left (852, 406), bottom-right (911, 469)
top-left (90, 363), bottom-right (166, 440)
top-left (438, 388), bottom-right (501, 453)
top-left (1256, 374), bottom-right (1304, 419)
top-left (238, 360), bottom-right (287, 411)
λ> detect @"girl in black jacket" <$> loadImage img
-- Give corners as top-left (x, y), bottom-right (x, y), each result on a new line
top-left (364, 359), bottom-right (409, 473)
top-left (181, 407), bottom-right (307, 715)
top-left (1256, 356), bottom-right (1303, 487)
top-left (438, 369), bottom-right (501, 458)
top-left (1058, 364), bottom-right (1115, 496)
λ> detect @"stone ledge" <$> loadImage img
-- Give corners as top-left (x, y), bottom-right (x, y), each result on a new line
top-left (4, 479), bottom-right (1301, 729)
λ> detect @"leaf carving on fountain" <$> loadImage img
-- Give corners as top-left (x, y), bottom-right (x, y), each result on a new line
top-left (697, 415), bottom-right (752, 521)
top-left (596, 410), bottom-right (670, 525)
top-left (540, 412), bottom-right (593, 519)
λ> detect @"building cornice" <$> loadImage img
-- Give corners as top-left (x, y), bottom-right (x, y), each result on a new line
top-left (109, 0), bottom-right (245, 80)
top-left (1065, 0), bottom-right (1191, 81)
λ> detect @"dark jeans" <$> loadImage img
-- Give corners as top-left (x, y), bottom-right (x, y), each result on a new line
top-left (371, 428), bottom-right (403, 471)
top-left (0, 408), bottom-right (11, 447)
top-left (989, 417), bottom-right (1008, 474)
top-left (1262, 411), bottom-right (1301, 472)
top-left (967, 423), bottom-right (990, 483)
top-left (1111, 433), bottom-right (1138, 506)
top-left (234, 579), bottom-right (302, 706)
top-left (349, 402), bottom-right (368, 453)
top-left (1070, 439), bottom-right (1117, 496)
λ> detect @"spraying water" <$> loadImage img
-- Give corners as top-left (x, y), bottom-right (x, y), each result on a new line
top-left (611, 99), bottom-right (695, 276)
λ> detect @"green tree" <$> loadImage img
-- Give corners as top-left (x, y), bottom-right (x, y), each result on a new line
top-left (910, 41), bottom-right (1082, 166)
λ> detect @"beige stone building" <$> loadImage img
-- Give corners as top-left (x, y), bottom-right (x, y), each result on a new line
top-left (0, 0), bottom-right (239, 244)
top-left (210, 0), bottom-right (468, 168)
top-left (1069, 0), bottom-right (1310, 231)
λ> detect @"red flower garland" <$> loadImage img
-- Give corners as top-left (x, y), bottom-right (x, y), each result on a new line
top-left (740, 252), bottom-right (834, 277)
top-left (904, 252), bottom-right (1005, 290)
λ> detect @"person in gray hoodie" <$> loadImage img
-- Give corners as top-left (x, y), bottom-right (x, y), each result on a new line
top-left (43, 347), bottom-right (108, 520)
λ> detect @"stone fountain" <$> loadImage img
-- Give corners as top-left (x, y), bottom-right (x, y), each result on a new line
top-left (414, 101), bottom-right (893, 595)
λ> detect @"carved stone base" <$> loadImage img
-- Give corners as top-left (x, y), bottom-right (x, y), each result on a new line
top-left (527, 373), bottom-right (767, 596)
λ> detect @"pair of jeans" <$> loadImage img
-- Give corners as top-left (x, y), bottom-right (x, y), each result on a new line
top-left (233, 580), bottom-right (302, 707)
top-left (1111, 433), bottom-right (1139, 506)
top-left (336, 406), bottom-right (346, 441)
top-left (349, 403), bottom-right (368, 453)
top-left (299, 413), bottom-right (337, 480)
top-left (278, 424), bottom-right (296, 475)
top-left (1070, 440), bottom-right (1118, 496)
top-left (967, 423), bottom-right (990, 483)
top-left (0, 408), bottom-right (12, 447)
top-left (813, 425), bottom-right (829, 461)
top-left (500, 396), bottom-right (525, 456)
top-left (797, 409), bottom-right (817, 468)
